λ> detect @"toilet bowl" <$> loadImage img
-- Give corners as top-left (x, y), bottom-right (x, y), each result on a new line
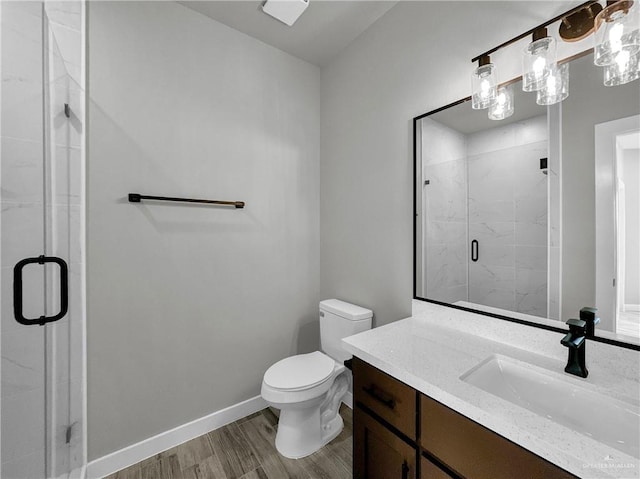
top-left (261, 299), bottom-right (373, 459)
top-left (261, 351), bottom-right (348, 458)
top-left (261, 299), bottom-right (372, 459)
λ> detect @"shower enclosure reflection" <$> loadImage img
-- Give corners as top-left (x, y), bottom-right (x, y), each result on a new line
top-left (416, 86), bottom-right (554, 319)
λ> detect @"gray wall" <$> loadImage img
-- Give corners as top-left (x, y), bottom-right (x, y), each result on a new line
top-left (319, 2), bottom-right (568, 326)
top-left (88, 1), bottom-right (320, 460)
top-left (561, 57), bottom-right (640, 323)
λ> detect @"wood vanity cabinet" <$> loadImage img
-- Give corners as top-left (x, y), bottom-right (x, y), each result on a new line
top-left (352, 357), bottom-right (576, 479)
top-left (354, 408), bottom-right (417, 479)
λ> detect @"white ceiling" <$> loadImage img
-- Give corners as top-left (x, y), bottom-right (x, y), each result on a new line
top-left (180, 1), bottom-right (398, 67)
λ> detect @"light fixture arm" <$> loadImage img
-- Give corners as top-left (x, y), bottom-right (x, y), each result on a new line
top-left (478, 54), bottom-right (491, 67)
top-left (471, 1), bottom-right (599, 63)
top-left (532, 27), bottom-right (549, 42)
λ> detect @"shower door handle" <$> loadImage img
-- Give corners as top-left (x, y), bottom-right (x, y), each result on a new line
top-left (471, 240), bottom-right (479, 262)
top-left (14, 255), bottom-right (68, 326)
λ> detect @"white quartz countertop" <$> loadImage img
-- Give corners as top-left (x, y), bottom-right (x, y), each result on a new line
top-left (342, 300), bottom-right (640, 479)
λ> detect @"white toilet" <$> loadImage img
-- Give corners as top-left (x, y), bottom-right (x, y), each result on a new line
top-left (261, 299), bottom-right (372, 459)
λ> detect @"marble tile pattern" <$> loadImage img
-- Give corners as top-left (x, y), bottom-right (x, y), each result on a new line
top-left (420, 116), bottom-right (550, 316)
top-left (421, 118), bottom-right (468, 303)
top-left (342, 300), bottom-right (640, 479)
top-left (467, 116), bottom-right (548, 318)
top-left (1, 3), bottom-right (47, 477)
top-left (1, 1), bottom-right (85, 477)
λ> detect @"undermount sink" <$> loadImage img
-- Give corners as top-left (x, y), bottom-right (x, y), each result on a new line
top-left (460, 355), bottom-right (640, 459)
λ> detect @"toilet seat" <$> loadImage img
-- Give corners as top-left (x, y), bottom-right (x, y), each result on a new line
top-left (263, 351), bottom-right (335, 391)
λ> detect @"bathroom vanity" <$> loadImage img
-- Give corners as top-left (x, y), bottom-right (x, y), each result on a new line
top-left (352, 358), bottom-right (573, 478)
top-left (344, 301), bottom-right (640, 479)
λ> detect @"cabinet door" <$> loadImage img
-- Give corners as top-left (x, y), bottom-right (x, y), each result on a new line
top-left (420, 455), bottom-right (454, 479)
top-left (354, 408), bottom-right (416, 479)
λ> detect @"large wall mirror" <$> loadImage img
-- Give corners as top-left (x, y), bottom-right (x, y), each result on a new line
top-left (414, 51), bottom-right (640, 347)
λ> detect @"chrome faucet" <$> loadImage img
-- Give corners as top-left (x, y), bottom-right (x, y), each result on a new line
top-left (560, 307), bottom-right (600, 378)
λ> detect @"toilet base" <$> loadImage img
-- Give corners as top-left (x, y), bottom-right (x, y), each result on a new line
top-left (320, 411), bottom-right (344, 446)
top-left (274, 405), bottom-right (344, 459)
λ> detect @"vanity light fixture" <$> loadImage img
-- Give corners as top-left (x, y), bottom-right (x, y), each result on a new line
top-left (593, 0), bottom-right (640, 67)
top-left (537, 63), bottom-right (570, 105)
top-left (470, 1), bottom-right (639, 117)
top-left (522, 27), bottom-right (557, 92)
top-left (602, 49), bottom-right (640, 84)
top-left (488, 85), bottom-right (514, 120)
top-left (471, 55), bottom-right (497, 109)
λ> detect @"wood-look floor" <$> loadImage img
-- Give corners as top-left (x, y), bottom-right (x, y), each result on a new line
top-left (105, 405), bottom-right (352, 479)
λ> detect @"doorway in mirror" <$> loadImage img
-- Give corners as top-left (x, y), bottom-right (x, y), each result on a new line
top-left (595, 115), bottom-right (640, 339)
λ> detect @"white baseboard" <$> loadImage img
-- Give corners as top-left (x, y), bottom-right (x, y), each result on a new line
top-left (624, 304), bottom-right (640, 312)
top-left (342, 391), bottom-right (353, 409)
top-left (85, 395), bottom-right (267, 479)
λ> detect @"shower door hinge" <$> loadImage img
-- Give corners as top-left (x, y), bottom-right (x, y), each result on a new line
top-left (613, 278), bottom-right (616, 287)
top-left (65, 423), bottom-right (76, 444)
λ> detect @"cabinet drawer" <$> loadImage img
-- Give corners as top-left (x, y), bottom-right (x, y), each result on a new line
top-left (354, 407), bottom-right (416, 479)
top-left (420, 395), bottom-right (575, 479)
top-left (353, 357), bottom-right (416, 438)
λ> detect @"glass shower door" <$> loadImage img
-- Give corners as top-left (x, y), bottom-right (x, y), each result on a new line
top-left (1, 2), bottom-right (85, 478)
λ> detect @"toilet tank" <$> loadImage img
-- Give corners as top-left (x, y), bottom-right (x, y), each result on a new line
top-left (319, 299), bottom-right (373, 363)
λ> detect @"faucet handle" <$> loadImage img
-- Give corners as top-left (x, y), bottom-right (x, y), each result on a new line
top-left (561, 318), bottom-right (587, 349)
top-left (580, 307), bottom-right (600, 338)
top-left (566, 318), bottom-right (587, 333)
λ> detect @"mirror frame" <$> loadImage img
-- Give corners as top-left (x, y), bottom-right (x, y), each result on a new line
top-left (412, 55), bottom-right (640, 352)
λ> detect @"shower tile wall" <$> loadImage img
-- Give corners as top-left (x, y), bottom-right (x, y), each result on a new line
top-left (421, 118), bottom-right (468, 303)
top-left (467, 116), bottom-right (548, 317)
top-left (1, 3), bottom-right (47, 477)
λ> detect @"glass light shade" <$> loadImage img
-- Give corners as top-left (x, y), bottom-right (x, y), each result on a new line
top-left (537, 63), bottom-right (569, 105)
top-left (594, 1), bottom-right (640, 66)
top-left (471, 63), bottom-right (497, 110)
top-left (523, 37), bottom-right (557, 92)
top-left (603, 50), bottom-right (640, 85)
top-left (488, 86), bottom-right (514, 120)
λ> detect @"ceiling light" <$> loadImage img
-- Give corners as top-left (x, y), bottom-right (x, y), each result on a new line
top-left (471, 55), bottom-right (497, 110)
top-left (523, 27), bottom-right (557, 92)
top-left (594, 0), bottom-right (640, 66)
top-left (488, 85), bottom-right (514, 120)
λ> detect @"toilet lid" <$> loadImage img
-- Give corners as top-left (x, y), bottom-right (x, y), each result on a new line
top-left (264, 351), bottom-right (335, 391)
